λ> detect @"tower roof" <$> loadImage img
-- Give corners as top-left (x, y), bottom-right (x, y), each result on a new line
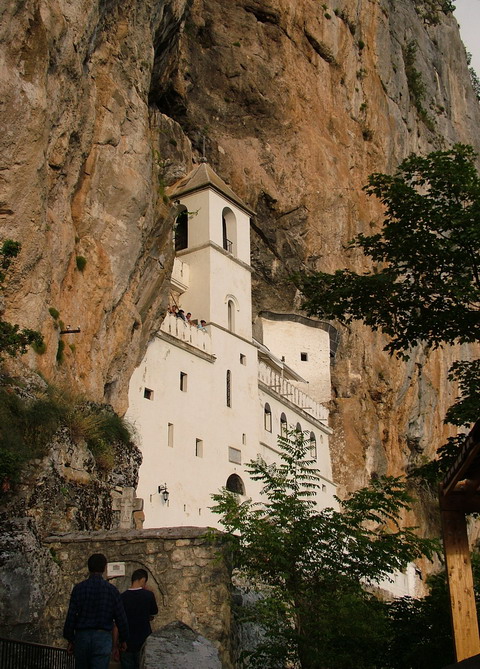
top-left (168, 162), bottom-right (255, 215)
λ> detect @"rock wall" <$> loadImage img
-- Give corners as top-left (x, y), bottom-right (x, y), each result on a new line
top-left (42, 528), bottom-right (233, 668)
top-left (1, 0), bottom-right (480, 499)
top-left (0, 0), bottom-right (192, 414)
top-left (165, 0), bottom-right (480, 494)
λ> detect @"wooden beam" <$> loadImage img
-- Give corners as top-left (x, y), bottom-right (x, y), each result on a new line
top-left (441, 507), bottom-right (480, 662)
top-left (440, 490), bottom-right (480, 514)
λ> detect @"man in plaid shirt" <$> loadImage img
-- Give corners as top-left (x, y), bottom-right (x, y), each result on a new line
top-left (63, 553), bottom-right (129, 668)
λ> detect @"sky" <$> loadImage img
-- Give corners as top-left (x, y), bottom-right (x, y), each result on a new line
top-left (454, 0), bottom-right (480, 74)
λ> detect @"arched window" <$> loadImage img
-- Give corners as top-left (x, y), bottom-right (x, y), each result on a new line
top-left (222, 215), bottom-right (229, 251)
top-left (227, 300), bottom-right (235, 332)
top-left (226, 474), bottom-right (245, 495)
top-left (309, 432), bottom-right (317, 459)
top-left (280, 413), bottom-right (288, 436)
top-left (226, 370), bottom-right (232, 407)
top-left (175, 210), bottom-right (188, 251)
top-left (222, 207), bottom-right (237, 255)
top-left (264, 403), bottom-right (272, 432)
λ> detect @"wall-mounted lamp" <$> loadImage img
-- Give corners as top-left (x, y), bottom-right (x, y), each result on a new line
top-left (158, 484), bottom-right (169, 502)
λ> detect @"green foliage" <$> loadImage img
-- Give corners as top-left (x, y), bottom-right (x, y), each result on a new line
top-left (32, 339), bottom-right (47, 355)
top-left (467, 54), bottom-right (480, 102)
top-left (0, 240), bottom-right (44, 359)
top-left (335, 9), bottom-right (356, 34)
top-left (361, 125), bottom-right (374, 141)
top-left (412, 0), bottom-right (455, 24)
top-left (56, 340), bottom-right (65, 363)
top-left (0, 240), bottom-right (21, 283)
top-left (0, 387), bottom-right (67, 485)
top-left (0, 384), bottom-right (134, 488)
top-left (357, 39), bottom-right (365, 50)
top-left (48, 307), bottom-right (60, 320)
top-left (403, 41), bottom-right (434, 129)
top-left (75, 255), bottom-right (87, 272)
top-left (297, 144), bottom-right (480, 481)
top-left (212, 430), bottom-right (438, 668)
top-left (299, 145), bottom-right (480, 355)
top-left (383, 554), bottom-right (480, 668)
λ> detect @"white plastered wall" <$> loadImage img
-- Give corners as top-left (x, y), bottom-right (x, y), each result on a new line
top-left (259, 316), bottom-right (332, 403)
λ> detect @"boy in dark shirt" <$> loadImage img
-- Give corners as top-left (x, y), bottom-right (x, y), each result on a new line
top-left (119, 569), bottom-right (158, 669)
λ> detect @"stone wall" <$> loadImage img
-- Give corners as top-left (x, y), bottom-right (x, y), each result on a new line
top-left (43, 527), bottom-right (233, 669)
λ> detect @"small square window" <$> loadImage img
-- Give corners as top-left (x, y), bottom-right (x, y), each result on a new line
top-left (300, 352), bottom-right (308, 362)
top-left (180, 372), bottom-right (187, 391)
top-left (229, 447), bottom-right (242, 464)
top-left (196, 438), bottom-right (203, 458)
top-left (322, 484), bottom-right (327, 492)
top-left (144, 388), bottom-right (154, 400)
top-left (240, 354), bottom-right (246, 365)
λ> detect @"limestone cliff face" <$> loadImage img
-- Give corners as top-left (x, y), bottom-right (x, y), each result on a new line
top-left (1, 0), bottom-right (479, 496)
top-left (0, 0), bottom-right (191, 413)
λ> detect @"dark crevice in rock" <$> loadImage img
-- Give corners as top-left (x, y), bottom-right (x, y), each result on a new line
top-left (148, 3), bottom-right (188, 113)
top-left (250, 219), bottom-right (282, 262)
top-left (304, 30), bottom-right (337, 64)
top-left (243, 3), bottom-right (281, 25)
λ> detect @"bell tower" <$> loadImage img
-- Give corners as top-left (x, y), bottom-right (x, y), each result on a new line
top-left (169, 162), bottom-right (254, 340)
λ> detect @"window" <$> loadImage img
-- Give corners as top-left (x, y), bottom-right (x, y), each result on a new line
top-left (226, 370), bottom-right (232, 407)
top-left (322, 484), bottom-right (327, 492)
top-left (222, 216), bottom-right (231, 252)
top-left (296, 422), bottom-right (302, 434)
top-left (300, 352), bottom-right (308, 361)
top-left (242, 433), bottom-right (246, 445)
top-left (222, 207), bottom-right (237, 254)
top-left (180, 372), bottom-right (187, 391)
top-left (227, 300), bottom-right (235, 332)
top-left (280, 413), bottom-right (287, 436)
top-left (264, 403), bottom-right (272, 432)
top-left (229, 447), bottom-right (242, 464)
top-left (309, 432), bottom-right (317, 458)
top-left (226, 473), bottom-right (245, 495)
top-left (240, 353), bottom-right (246, 365)
top-left (167, 423), bottom-right (174, 448)
top-left (195, 438), bottom-right (203, 458)
top-left (143, 388), bottom-right (154, 400)
top-left (175, 210), bottom-right (188, 251)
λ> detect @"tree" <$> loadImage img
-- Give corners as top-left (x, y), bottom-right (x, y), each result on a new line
top-left (297, 144), bottom-right (480, 478)
top-left (383, 552), bottom-right (480, 668)
top-left (211, 430), bottom-right (438, 668)
top-left (0, 240), bottom-right (43, 358)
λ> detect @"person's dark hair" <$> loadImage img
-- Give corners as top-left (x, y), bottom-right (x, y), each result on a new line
top-left (88, 553), bottom-right (107, 573)
top-left (131, 568), bottom-right (148, 583)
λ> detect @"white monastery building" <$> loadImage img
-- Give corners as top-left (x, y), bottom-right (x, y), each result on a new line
top-left (126, 161), bottom-right (339, 529)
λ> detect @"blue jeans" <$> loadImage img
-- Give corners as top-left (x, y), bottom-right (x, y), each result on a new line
top-left (74, 629), bottom-right (112, 669)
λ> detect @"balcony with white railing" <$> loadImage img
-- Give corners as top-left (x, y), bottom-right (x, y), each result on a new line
top-left (171, 258), bottom-right (189, 293)
top-left (160, 311), bottom-right (212, 354)
top-left (258, 360), bottom-right (329, 422)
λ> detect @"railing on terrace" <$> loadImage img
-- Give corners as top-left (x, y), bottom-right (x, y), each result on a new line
top-left (258, 361), bottom-right (329, 422)
top-left (0, 637), bottom-right (74, 669)
top-left (160, 311), bottom-right (211, 354)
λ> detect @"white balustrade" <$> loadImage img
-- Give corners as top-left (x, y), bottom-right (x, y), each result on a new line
top-left (160, 312), bottom-right (211, 354)
top-left (258, 361), bottom-right (329, 422)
